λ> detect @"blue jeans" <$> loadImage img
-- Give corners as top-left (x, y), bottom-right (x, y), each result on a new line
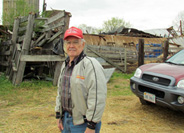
top-left (62, 112), bottom-right (101, 133)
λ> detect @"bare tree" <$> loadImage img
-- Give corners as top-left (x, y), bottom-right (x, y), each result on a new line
top-left (172, 10), bottom-right (184, 35)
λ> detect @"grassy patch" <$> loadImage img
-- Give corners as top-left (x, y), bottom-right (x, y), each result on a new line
top-left (107, 71), bottom-right (134, 96)
top-left (0, 73), bottom-right (56, 107)
top-left (110, 71), bottom-right (134, 80)
top-left (0, 73), bottom-right (15, 95)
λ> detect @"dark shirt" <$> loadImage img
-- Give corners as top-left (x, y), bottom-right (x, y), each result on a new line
top-left (61, 57), bottom-right (77, 114)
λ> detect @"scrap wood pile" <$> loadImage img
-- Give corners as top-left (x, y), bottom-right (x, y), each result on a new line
top-left (0, 10), bottom-right (71, 85)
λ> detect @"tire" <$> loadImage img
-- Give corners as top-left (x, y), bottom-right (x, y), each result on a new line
top-left (139, 98), bottom-right (152, 105)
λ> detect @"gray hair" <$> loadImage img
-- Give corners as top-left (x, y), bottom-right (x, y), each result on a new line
top-left (81, 39), bottom-right (86, 43)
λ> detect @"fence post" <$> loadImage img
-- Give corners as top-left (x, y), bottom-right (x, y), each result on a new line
top-left (124, 49), bottom-right (127, 72)
top-left (163, 40), bottom-right (169, 62)
top-left (14, 13), bottom-right (35, 85)
top-left (138, 39), bottom-right (144, 67)
top-left (6, 18), bottom-right (20, 77)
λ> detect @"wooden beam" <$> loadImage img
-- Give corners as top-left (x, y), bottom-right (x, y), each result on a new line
top-left (18, 35), bottom-right (25, 43)
top-left (0, 62), bottom-right (9, 66)
top-left (124, 49), bottom-right (127, 73)
top-left (1, 40), bottom-right (12, 46)
top-left (53, 62), bottom-right (63, 86)
top-left (12, 62), bottom-right (17, 71)
top-left (7, 17), bottom-right (20, 77)
top-left (47, 30), bottom-right (63, 44)
top-left (36, 17), bottom-right (48, 20)
top-left (16, 44), bottom-right (21, 51)
top-left (45, 11), bottom-right (65, 25)
top-left (87, 44), bottom-right (126, 52)
top-left (37, 38), bottom-right (49, 47)
top-left (0, 50), bottom-right (11, 56)
top-left (14, 14), bottom-right (35, 85)
top-left (19, 16), bottom-right (28, 23)
top-left (18, 26), bottom-right (27, 32)
top-left (20, 55), bottom-right (65, 62)
top-left (34, 33), bottom-right (46, 45)
top-left (42, 21), bottom-right (65, 32)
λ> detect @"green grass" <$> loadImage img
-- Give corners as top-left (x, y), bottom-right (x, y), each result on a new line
top-left (110, 71), bottom-right (134, 80)
top-left (0, 71), bottom-right (134, 107)
top-left (0, 73), bottom-right (15, 95)
top-left (108, 71), bottom-right (134, 96)
top-left (0, 73), bottom-right (56, 107)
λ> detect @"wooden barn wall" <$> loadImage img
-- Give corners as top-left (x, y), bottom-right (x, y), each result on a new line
top-left (83, 34), bottom-right (167, 49)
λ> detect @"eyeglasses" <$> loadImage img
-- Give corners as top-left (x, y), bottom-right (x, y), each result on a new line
top-left (64, 40), bottom-right (81, 45)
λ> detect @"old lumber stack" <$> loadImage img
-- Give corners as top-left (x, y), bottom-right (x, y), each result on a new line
top-left (2, 10), bottom-right (71, 85)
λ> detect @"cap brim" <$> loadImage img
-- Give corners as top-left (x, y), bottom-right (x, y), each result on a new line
top-left (64, 35), bottom-right (82, 40)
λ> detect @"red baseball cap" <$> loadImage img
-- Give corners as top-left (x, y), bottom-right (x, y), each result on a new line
top-left (64, 27), bottom-right (83, 40)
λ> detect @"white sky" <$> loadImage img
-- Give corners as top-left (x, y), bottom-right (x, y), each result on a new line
top-left (0, 0), bottom-right (184, 30)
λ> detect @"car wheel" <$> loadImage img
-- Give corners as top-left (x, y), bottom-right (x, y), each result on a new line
top-left (139, 98), bottom-right (152, 105)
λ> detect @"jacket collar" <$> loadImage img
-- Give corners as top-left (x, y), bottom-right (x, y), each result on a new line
top-left (65, 51), bottom-right (86, 66)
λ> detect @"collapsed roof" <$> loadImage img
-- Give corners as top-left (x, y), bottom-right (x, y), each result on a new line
top-left (101, 26), bottom-right (162, 38)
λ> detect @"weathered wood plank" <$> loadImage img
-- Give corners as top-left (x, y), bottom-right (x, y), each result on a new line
top-left (86, 52), bottom-right (137, 59)
top-left (20, 55), bottom-right (65, 62)
top-left (36, 17), bottom-right (48, 20)
top-left (47, 30), bottom-right (63, 44)
top-left (87, 44), bottom-right (125, 52)
top-left (12, 62), bottom-right (17, 71)
top-left (18, 35), bottom-right (25, 42)
top-left (42, 21), bottom-right (65, 32)
top-left (34, 33), bottom-right (46, 45)
top-left (18, 26), bottom-right (27, 32)
top-left (45, 11), bottom-right (65, 25)
top-left (37, 38), bottom-right (49, 47)
top-left (14, 14), bottom-right (35, 85)
top-left (0, 50), bottom-right (11, 55)
top-left (1, 40), bottom-right (12, 46)
top-left (86, 50), bottom-right (137, 56)
top-left (124, 49), bottom-right (127, 72)
top-left (16, 44), bottom-right (21, 51)
top-left (0, 62), bottom-right (9, 66)
top-left (53, 61), bottom-right (63, 86)
top-left (19, 16), bottom-right (28, 23)
top-left (7, 17), bottom-right (20, 77)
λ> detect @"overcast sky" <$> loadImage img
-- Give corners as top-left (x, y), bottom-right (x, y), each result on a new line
top-left (0, 0), bottom-right (184, 30)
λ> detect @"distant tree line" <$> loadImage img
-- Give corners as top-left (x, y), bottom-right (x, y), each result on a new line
top-left (77, 17), bottom-right (132, 34)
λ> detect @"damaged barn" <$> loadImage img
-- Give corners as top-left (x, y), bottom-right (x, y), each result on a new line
top-left (0, 10), bottom-right (71, 85)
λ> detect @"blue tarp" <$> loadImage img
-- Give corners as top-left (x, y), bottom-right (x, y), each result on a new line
top-left (136, 43), bottom-right (162, 58)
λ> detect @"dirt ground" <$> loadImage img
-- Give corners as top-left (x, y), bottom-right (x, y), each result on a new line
top-left (1, 78), bottom-right (184, 133)
top-left (102, 95), bottom-right (184, 133)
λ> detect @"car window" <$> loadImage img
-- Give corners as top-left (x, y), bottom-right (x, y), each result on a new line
top-left (166, 49), bottom-right (184, 65)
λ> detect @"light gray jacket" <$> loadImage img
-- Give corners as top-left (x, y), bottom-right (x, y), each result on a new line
top-left (55, 56), bottom-right (107, 125)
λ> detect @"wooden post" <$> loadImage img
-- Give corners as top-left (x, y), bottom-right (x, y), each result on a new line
top-left (7, 18), bottom-right (20, 77)
top-left (53, 61), bottom-right (63, 86)
top-left (14, 13), bottom-right (35, 85)
top-left (180, 20), bottom-right (183, 36)
top-left (163, 40), bottom-right (169, 62)
top-left (124, 49), bottom-right (127, 73)
top-left (138, 39), bottom-right (144, 67)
